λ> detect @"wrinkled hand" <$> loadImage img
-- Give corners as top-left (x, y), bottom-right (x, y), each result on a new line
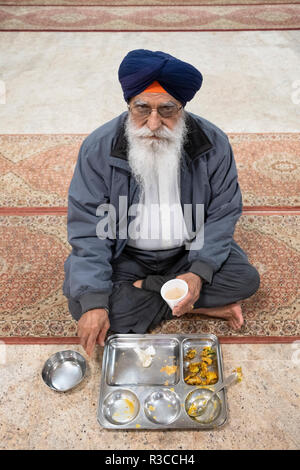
top-left (172, 272), bottom-right (202, 317)
top-left (77, 308), bottom-right (110, 357)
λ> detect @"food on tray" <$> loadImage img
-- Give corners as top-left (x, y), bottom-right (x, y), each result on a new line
top-left (184, 376), bottom-right (203, 385)
top-left (184, 346), bottom-right (218, 385)
top-left (160, 365), bottom-right (178, 376)
top-left (187, 397), bottom-right (207, 417)
top-left (185, 349), bottom-right (196, 360)
top-left (204, 371), bottom-right (218, 384)
top-left (124, 398), bottom-right (135, 414)
top-left (202, 356), bottom-right (213, 366)
top-left (233, 366), bottom-right (243, 382)
top-left (201, 346), bottom-right (216, 358)
top-left (112, 398), bottom-right (135, 421)
top-left (134, 345), bottom-right (156, 367)
top-left (188, 363), bottom-right (200, 374)
top-left (187, 403), bottom-right (198, 416)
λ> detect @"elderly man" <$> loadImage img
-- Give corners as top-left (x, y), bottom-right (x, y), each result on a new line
top-left (63, 49), bottom-right (260, 356)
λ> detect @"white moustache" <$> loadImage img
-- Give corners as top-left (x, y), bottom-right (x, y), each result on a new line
top-left (124, 112), bottom-right (188, 193)
top-left (129, 123), bottom-right (177, 141)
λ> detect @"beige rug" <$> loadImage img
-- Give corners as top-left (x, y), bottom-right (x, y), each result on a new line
top-left (0, 132), bottom-right (299, 341)
top-left (0, 133), bottom-right (299, 208)
top-left (0, 213), bottom-right (299, 339)
top-left (0, 0), bottom-right (297, 5)
top-left (0, 4), bottom-right (299, 31)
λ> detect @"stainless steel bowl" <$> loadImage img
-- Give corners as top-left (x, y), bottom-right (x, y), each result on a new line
top-left (144, 388), bottom-right (181, 425)
top-left (185, 388), bottom-right (221, 424)
top-left (42, 350), bottom-right (87, 392)
top-left (103, 389), bottom-right (140, 425)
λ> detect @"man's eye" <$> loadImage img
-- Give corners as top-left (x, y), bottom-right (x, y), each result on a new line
top-left (136, 105), bottom-right (149, 110)
top-left (160, 106), bottom-right (175, 111)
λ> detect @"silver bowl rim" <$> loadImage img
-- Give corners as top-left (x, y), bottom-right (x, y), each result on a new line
top-left (41, 349), bottom-right (87, 392)
top-left (102, 388), bottom-right (140, 425)
top-left (144, 387), bottom-right (181, 425)
top-left (185, 387), bottom-right (222, 423)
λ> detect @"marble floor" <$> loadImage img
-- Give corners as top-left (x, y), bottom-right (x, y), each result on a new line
top-left (0, 31), bottom-right (300, 133)
top-left (0, 343), bottom-right (299, 450)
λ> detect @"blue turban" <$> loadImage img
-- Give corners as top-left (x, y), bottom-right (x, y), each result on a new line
top-left (118, 49), bottom-right (203, 107)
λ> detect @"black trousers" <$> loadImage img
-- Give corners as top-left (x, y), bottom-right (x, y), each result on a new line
top-left (105, 240), bottom-right (260, 333)
top-left (68, 241), bottom-right (260, 334)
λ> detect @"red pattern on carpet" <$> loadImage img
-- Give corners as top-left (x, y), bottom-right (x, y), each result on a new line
top-left (0, 133), bottom-right (299, 208)
top-left (0, 213), bottom-right (299, 339)
top-left (0, 4), bottom-right (299, 31)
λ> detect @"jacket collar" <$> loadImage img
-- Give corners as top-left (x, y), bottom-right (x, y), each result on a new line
top-left (110, 112), bottom-right (213, 162)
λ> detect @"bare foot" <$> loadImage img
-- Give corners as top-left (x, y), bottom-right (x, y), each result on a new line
top-left (191, 302), bottom-right (244, 330)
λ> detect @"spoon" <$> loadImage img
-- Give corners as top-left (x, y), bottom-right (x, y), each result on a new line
top-left (188, 371), bottom-right (239, 417)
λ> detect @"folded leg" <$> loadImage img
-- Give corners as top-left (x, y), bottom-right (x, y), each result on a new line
top-left (108, 282), bottom-right (171, 333)
top-left (194, 244), bottom-right (260, 308)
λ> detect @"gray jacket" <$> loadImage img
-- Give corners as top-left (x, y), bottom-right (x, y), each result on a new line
top-left (63, 111), bottom-right (243, 318)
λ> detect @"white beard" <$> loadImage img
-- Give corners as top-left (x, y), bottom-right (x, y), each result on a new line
top-left (124, 112), bottom-right (188, 194)
top-left (124, 111), bottom-right (190, 249)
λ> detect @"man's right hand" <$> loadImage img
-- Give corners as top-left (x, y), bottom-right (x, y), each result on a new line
top-left (77, 308), bottom-right (110, 357)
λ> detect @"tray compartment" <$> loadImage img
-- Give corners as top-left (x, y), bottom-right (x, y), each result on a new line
top-left (102, 389), bottom-right (140, 425)
top-left (181, 336), bottom-right (220, 386)
top-left (144, 388), bottom-right (181, 425)
top-left (106, 335), bottom-right (180, 386)
top-left (185, 388), bottom-right (222, 424)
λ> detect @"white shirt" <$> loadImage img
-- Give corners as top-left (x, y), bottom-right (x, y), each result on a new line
top-left (127, 167), bottom-right (189, 250)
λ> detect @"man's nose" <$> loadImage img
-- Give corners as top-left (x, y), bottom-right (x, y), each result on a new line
top-left (146, 109), bottom-right (162, 132)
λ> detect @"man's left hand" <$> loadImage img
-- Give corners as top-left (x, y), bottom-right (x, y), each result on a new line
top-left (172, 272), bottom-right (202, 317)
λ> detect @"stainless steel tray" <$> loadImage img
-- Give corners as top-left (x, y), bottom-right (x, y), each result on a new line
top-left (97, 334), bottom-right (228, 430)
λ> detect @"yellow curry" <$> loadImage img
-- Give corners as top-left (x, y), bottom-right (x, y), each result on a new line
top-left (184, 346), bottom-right (218, 386)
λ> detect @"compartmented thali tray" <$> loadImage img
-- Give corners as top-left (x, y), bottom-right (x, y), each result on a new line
top-left (98, 334), bottom-right (228, 429)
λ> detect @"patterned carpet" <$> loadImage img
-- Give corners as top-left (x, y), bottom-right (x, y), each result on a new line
top-left (0, 132), bottom-right (299, 340)
top-left (1, 4), bottom-right (299, 31)
top-left (1, 1), bottom-right (299, 342)
top-left (0, 133), bottom-right (299, 208)
top-left (0, 0), bottom-right (298, 5)
top-left (0, 213), bottom-right (299, 338)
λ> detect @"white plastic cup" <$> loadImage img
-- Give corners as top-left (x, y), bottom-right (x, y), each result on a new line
top-left (160, 279), bottom-right (188, 310)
